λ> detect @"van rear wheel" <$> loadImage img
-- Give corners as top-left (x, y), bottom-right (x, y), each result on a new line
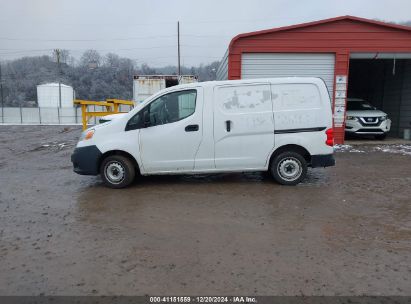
top-left (100, 155), bottom-right (135, 188)
top-left (270, 151), bottom-right (307, 185)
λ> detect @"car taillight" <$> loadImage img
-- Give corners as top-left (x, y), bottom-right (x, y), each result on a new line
top-left (325, 128), bottom-right (334, 146)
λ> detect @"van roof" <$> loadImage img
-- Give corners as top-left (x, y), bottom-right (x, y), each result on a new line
top-left (164, 77), bottom-right (327, 91)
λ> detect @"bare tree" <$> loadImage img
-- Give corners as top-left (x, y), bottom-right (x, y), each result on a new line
top-left (140, 63), bottom-right (156, 75)
top-left (104, 53), bottom-right (120, 68)
top-left (52, 49), bottom-right (70, 64)
top-left (80, 50), bottom-right (101, 69)
top-left (1, 52), bottom-right (220, 106)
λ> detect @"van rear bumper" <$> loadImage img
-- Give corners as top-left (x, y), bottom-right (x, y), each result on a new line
top-left (71, 145), bottom-right (102, 175)
top-left (311, 154), bottom-right (335, 168)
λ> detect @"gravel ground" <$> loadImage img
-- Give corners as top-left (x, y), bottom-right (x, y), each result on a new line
top-left (0, 125), bottom-right (410, 296)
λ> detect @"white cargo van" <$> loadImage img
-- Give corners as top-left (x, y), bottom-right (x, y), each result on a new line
top-left (71, 78), bottom-right (335, 188)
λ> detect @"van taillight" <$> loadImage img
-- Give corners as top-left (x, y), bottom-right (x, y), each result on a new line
top-left (325, 128), bottom-right (334, 146)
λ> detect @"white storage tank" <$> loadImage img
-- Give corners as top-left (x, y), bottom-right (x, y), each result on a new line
top-left (37, 83), bottom-right (75, 108)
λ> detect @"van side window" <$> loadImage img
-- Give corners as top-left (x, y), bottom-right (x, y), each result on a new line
top-left (126, 89), bottom-right (196, 131)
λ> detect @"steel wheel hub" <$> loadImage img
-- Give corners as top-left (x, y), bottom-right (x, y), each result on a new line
top-left (105, 161), bottom-right (125, 184)
top-left (278, 157), bottom-right (302, 181)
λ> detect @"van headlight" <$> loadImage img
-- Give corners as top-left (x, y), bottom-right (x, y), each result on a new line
top-left (79, 129), bottom-right (95, 141)
top-left (380, 116), bottom-right (387, 121)
top-left (346, 116), bottom-right (358, 121)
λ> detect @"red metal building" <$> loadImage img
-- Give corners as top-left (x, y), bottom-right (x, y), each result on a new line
top-left (216, 16), bottom-right (411, 143)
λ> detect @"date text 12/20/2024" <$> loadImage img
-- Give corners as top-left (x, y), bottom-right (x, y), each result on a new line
top-left (149, 296), bottom-right (257, 303)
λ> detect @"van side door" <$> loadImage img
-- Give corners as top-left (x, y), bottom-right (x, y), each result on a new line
top-left (126, 88), bottom-right (203, 173)
top-left (213, 83), bottom-right (274, 170)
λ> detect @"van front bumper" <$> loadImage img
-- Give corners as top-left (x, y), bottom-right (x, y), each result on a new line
top-left (311, 154), bottom-right (335, 168)
top-left (71, 145), bottom-right (102, 175)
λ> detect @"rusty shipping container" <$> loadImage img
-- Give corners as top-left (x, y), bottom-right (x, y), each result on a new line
top-left (133, 75), bottom-right (198, 103)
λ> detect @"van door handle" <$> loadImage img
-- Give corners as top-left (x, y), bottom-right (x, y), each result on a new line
top-left (226, 120), bottom-right (231, 132)
top-left (185, 124), bottom-right (199, 132)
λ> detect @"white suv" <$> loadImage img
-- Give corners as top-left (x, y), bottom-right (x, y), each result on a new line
top-left (345, 98), bottom-right (391, 140)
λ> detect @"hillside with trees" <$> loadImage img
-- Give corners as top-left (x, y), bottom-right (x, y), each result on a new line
top-left (0, 50), bottom-right (220, 107)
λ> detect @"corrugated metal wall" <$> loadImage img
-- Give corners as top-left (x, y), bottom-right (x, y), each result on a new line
top-left (216, 49), bottom-right (229, 80)
top-left (380, 59), bottom-right (411, 137)
top-left (381, 61), bottom-right (404, 136)
top-left (241, 53), bottom-right (335, 97)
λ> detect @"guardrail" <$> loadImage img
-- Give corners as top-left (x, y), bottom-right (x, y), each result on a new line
top-left (74, 99), bottom-right (134, 130)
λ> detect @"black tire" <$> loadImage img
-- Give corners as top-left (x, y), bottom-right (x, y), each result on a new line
top-left (100, 155), bottom-right (135, 189)
top-left (375, 133), bottom-right (387, 140)
top-left (270, 151), bottom-right (307, 186)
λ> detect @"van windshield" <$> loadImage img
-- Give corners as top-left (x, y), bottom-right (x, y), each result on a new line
top-left (347, 100), bottom-right (376, 111)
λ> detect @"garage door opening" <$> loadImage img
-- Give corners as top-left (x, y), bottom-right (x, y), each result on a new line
top-left (347, 54), bottom-right (411, 138)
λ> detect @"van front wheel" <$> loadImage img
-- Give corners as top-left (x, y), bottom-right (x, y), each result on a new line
top-left (270, 152), bottom-right (307, 185)
top-left (100, 155), bottom-right (135, 188)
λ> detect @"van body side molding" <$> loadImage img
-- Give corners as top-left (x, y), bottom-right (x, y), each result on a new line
top-left (274, 127), bottom-right (327, 134)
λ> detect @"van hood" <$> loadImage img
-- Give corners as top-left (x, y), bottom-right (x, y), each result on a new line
top-left (346, 109), bottom-right (387, 117)
top-left (101, 113), bottom-right (127, 120)
top-left (83, 113), bottom-right (128, 132)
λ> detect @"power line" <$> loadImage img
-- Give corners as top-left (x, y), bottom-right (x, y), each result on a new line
top-left (0, 49), bottom-right (53, 55)
top-left (0, 35), bottom-right (177, 42)
top-left (0, 44), bottom-right (225, 57)
top-left (0, 46), bottom-right (177, 56)
top-left (83, 45), bottom-right (179, 52)
top-left (181, 44), bottom-right (227, 48)
top-left (182, 34), bottom-right (232, 38)
top-left (0, 16), bottom-right (280, 27)
top-left (0, 34), bottom-right (231, 42)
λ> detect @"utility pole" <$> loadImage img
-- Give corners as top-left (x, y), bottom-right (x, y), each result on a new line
top-left (54, 49), bottom-right (62, 108)
top-left (177, 21), bottom-right (181, 76)
top-left (0, 60), bottom-right (4, 123)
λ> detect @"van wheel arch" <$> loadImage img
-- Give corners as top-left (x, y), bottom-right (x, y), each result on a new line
top-left (269, 144), bottom-right (311, 167)
top-left (99, 150), bottom-right (140, 175)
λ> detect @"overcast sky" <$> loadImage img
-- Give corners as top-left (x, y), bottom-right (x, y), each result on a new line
top-left (0, 0), bottom-right (410, 67)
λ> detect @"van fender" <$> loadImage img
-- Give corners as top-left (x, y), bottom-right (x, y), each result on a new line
top-left (266, 134), bottom-right (316, 168)
top-left (97, 139), bottom-right (144, 174)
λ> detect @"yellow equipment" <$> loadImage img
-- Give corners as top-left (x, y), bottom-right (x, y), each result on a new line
top-left (74, 99), bottom-right (134, 130)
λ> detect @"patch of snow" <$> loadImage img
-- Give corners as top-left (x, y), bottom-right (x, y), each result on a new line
top-left (38, 141), bottom-right (72, 151)
top-left (373, 144), bottom-right (411, 156)
top-left (349, 149), bottom-right (365, 153)
top-left (335, 143), bottom-right (411, 155)
top-left (334, 144), bottom-right (353, 152)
